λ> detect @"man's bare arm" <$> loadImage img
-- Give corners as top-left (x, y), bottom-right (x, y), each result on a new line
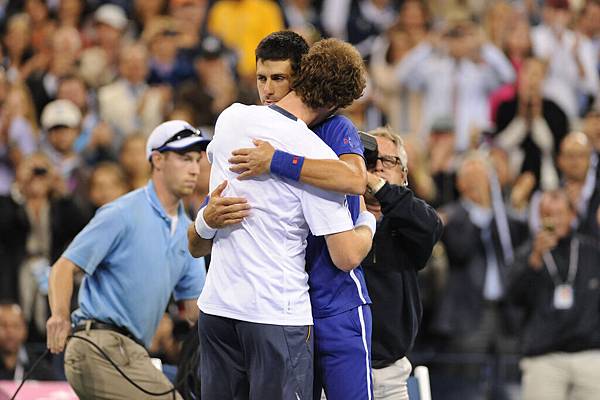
top-left (180, 299), bottom-right (200, 324)
top-left (188, 223), bottom-right (213, 258)
top-left (325, 225), bottom-right (373, 271)
top-left (188, 181), bottom-right (251, 258)
top-left (229, 140), bottom-right (367, 194)
top-left (47, 257), bottom-right (82, 353)
top-left (324, 196), bottom-right (375, 271)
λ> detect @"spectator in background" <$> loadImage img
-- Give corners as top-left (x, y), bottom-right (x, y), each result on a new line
top-left (428, 117), bottom-right (460, 208)
top-left (582, 110), bottom-right (600, 176)
top-left (495, 57), bottom-right (569, 191)
top-left (576, 0), bottom-right (600, 112)
top-left (0, 82), bottom-right (39, 195)
top-left (2, 13), bottom-right (33, 82)
top-left (24, 0), bottom-right (56, 76)
top-left (177, 36), bottom-right (251, 129)
top-left (398, 0), bottom-right (430, 45)
top-left (98, 42), bottom-right (169, 139)
top-left (370, 24), bottom-right (423, 134)
top-left (482, 1), bottom-right (514, 49)
top-left (169, 0), bottom-right (209, 51)
top-left (78, 4), bottom-right (129, 88)
top-left (531, 0), bottom-right (598, 119)
top-left (489, 18), bottom-right (532, 123)
top-left (508, 189), bottom-right (600, 400)
top-left (362, 127), bottom-right (443, 400)
top-left (395, 19), bottom-right (515, 151)
top-left (119, 134), bottom-right (151, 190)
top-left (280, 0), bottom-right (322, 41)
top-left (87, 161), bottom-right (129, 212)
top-left (0, 302), bottom-right (57, 380)
top-left (0, 152), bottom-right (86, 340)
top-left (143, 16), bottom-right (196, 88)
top-left (206, 0), bottom-right (284, 82)
top-left (57, 74), bottom-right (116, 165)
top-left (557, 132), bottom-right (599, 238)
top-left (57, 0), bottom-right (85, 30)
top-left (403, 137), bottom-right (437, 204)
top-left (40, 99), bottom-right (89, 202)
top-left (132, 0), bottom-right (168, 37)
top-left (345, 0), bottom-right (398, 58)
top-left (27, 26), bottom-right (82, 117)
top-left (434, 154), bottom-right (528, 400)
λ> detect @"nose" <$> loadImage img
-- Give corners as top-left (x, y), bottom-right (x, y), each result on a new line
top-left (190, 161), bottom-right (200, 177)
top-left (372, 159), bottom-right (385, 175)
top-left (263, 79), bottom-right (274, 95)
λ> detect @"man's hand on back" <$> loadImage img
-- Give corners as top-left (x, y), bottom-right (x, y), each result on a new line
top-left (203, 181), bottom-right (251, 229)
top-left (229, 139), bottom-right (276, 179)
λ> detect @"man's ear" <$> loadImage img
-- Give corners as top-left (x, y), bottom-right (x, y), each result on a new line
top-left (150, 151), bottom-right (163, 170)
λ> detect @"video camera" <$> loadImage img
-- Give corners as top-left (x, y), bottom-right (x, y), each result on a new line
top-left (359, 131), bottom-right (378, 170)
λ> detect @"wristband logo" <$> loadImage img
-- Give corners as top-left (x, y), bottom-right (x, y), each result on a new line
top-left (292, 157), bottom-right (299, 165)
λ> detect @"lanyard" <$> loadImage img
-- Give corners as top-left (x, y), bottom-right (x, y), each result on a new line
top-left (542, 238), bottom-right (579, 287)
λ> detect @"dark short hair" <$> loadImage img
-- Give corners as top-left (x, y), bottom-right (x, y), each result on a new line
top-left (255, 31), bottom-right (309, 76)
top-left (292, 38), bottom-right (366, 110)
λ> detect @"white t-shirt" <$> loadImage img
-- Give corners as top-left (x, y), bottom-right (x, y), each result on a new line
top-left (197, 103), bottom-right (354, 326)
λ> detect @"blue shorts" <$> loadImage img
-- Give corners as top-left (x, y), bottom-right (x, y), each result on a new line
top-left (313, 304), bottom-right (373, 400)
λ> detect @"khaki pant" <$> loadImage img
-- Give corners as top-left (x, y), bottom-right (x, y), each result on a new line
top-left (372, 357), bottom-right (412, 400)
top-left (64, 328), bottom-right (182, 400)
top-left (521, 350), bottom-right (600, 400)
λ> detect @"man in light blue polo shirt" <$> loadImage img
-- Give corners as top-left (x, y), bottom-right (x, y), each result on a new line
top-left (45, 120), bottom-right (207, 400)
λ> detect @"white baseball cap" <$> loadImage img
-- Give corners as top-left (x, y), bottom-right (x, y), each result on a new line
top-left (95, 4), bottom-right (128, 31)
top-left (41, 99), bottom-right (82, 131)
top-left (146, 120), bottom-right (210, 160)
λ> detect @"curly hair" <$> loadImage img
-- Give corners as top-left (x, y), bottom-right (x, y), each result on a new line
top-left (292, 38), bottom-right (366, 110)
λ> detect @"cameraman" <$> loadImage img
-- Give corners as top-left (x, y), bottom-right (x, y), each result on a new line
top-left (362, 127), bottom-right (443, 400)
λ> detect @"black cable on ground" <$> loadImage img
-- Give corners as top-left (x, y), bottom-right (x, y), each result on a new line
top-left (10, 334), bottom-right (194, 400)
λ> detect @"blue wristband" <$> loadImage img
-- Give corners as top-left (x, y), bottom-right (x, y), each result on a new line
top-left (270, 150), bottom-right (305, 181)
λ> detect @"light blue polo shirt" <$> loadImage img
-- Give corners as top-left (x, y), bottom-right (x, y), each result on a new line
top-left (64, 181), bottom-right (206, 347)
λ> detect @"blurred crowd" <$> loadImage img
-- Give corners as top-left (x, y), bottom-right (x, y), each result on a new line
top-left (0, 0), bottom-right (599, 399)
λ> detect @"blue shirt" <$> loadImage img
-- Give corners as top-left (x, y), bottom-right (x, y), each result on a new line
top-left (306, 115), bottom-right (372, 318)
top-left (64, 181), bottom-right (206, 346)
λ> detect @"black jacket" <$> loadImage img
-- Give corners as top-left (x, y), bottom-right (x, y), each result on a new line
top-left (363, 183), bottom-right (443, 368)
top-left (0, 345), bottom-right (58, 381)
top-left (0, 195), bottom-right (88, 302)
top-left (433, 201), bottom-right (528, 337)
top-left (508, 234), bottom-right (600, 357)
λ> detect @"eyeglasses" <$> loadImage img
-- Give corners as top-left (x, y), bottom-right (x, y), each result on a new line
top-left (153, 128), bottom-right (202, 152)
top-left (377, 155), bottom-right (403, 169)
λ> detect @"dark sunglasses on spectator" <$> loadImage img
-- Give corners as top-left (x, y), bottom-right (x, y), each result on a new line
top-left (153, 128), bottom-right (202, 152)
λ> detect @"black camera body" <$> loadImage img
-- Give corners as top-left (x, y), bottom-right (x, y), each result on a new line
top-left (359, 131), bottom-right (378, 170)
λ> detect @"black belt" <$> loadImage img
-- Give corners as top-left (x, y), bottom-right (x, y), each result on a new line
top-left (73, 320), bottom-right (145, 348)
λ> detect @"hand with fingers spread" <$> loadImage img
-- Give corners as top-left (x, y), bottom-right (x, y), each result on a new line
top-left (203, 180), bottom-right (251, 229)
top-left (229, 139), bottom-right (276, 179)
top-left (46, 314), bottom-right (72, 354)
